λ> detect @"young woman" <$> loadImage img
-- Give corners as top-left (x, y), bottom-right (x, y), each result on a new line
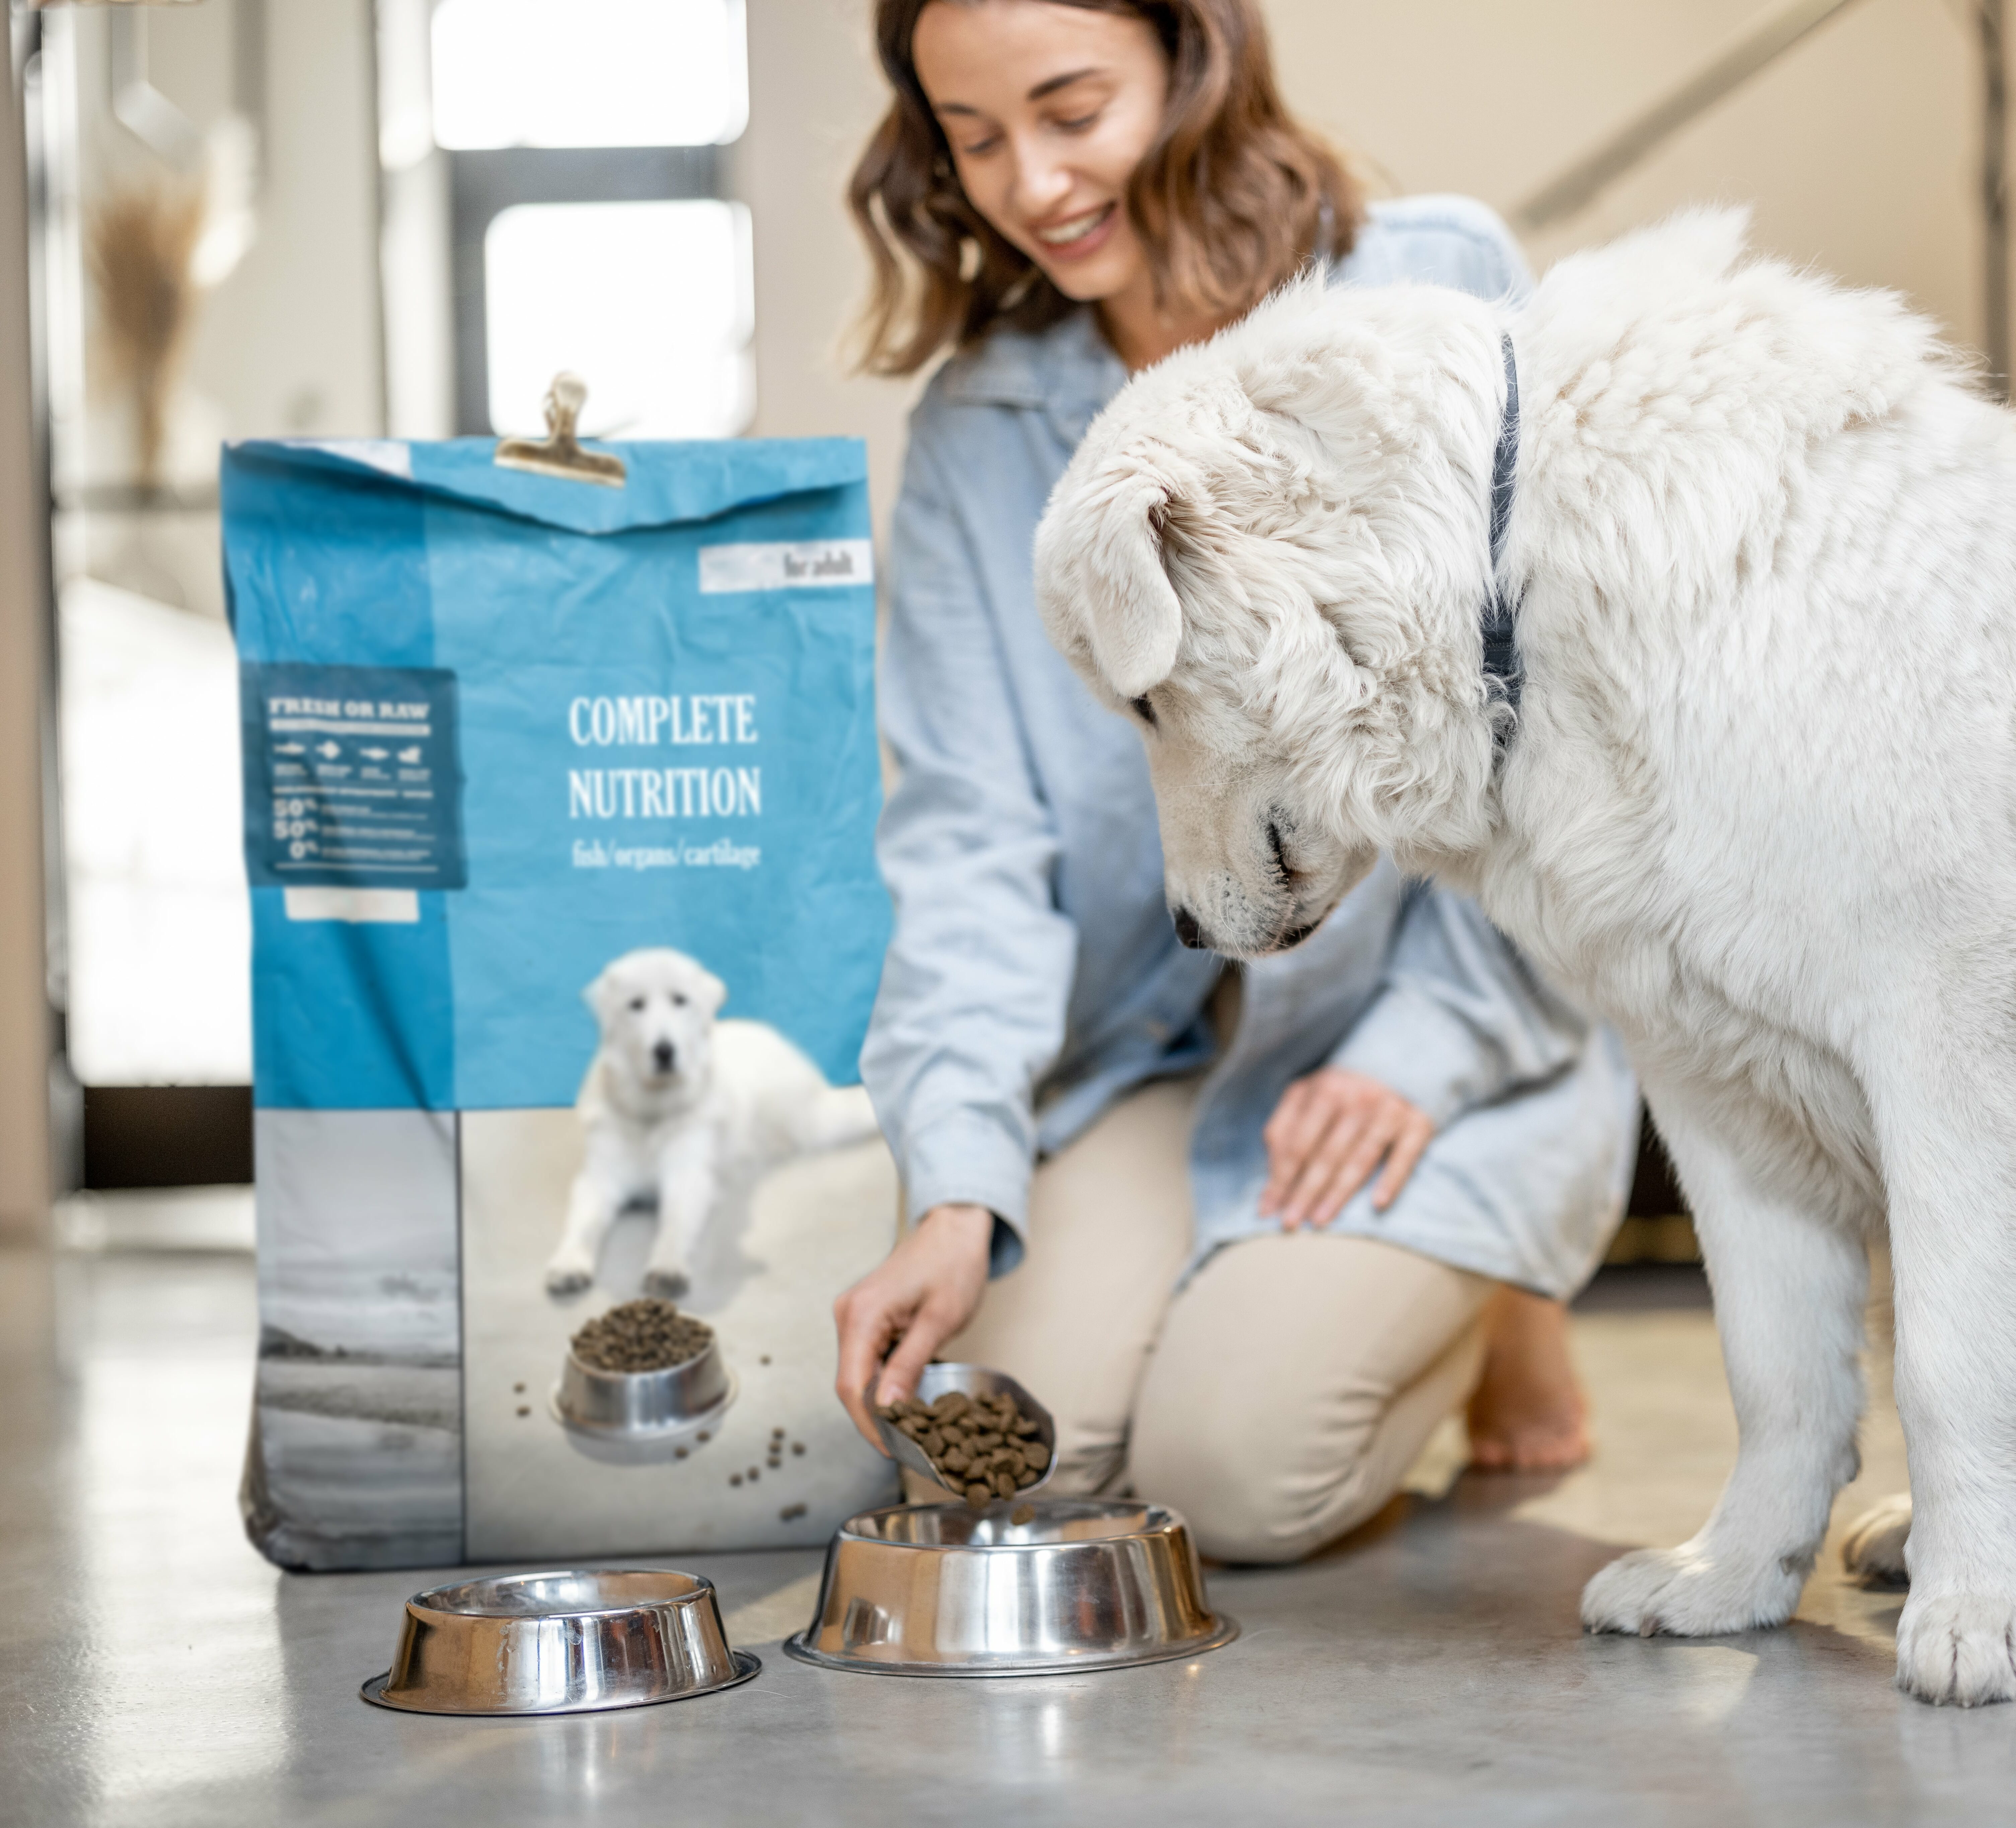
top-left (832, 0), bottom-right (1640, 1562)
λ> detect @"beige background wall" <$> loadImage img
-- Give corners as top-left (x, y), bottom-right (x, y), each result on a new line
top-left (1274, 0), bottom-right (1981, 347)
top-left (735, 0), bottom-right (927, 540)
top-left (0, 56), bottom-right (51, 1244)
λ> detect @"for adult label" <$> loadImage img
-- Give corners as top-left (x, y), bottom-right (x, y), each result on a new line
top-left (242, 662), bottom-right (467, 889)
top-left (697, 539), bottom-right (874, 593)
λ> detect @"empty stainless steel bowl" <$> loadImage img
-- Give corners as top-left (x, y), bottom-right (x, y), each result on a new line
top-left (784, 1499), bottom-right (1238, 1677)
top-left (361, 1569), bottom-right (760, 1716)
top-left (870, 1361), bottom-right (1057, 1501)
top-left (551, 1335), bottom-right (735, 1440)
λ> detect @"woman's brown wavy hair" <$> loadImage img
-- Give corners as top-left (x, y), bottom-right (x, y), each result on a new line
top-left (850, 0), bottom-right (1364, 375)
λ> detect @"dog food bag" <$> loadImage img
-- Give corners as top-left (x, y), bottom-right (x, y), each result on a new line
top-left (225, 435), bottom-right (900, 1569)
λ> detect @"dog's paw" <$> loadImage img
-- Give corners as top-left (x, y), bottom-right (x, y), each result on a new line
top-left (1581, 1542), bottom-right (1807, 1638)
top-left (1896, 1592), bottom-right (2016, 1705)
top-left (544, 1259), bottom-right (595, 1297)
top-left (1842, 1493), bottom-right (1912, 1587)
top-left (643, 1266), bottom-right (690, 1300)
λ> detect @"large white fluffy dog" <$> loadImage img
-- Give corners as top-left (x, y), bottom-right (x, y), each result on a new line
top-left (543, 947), bottom-right (879, 1299)
top-left (1034, 211), bottom-right (2016, 1705)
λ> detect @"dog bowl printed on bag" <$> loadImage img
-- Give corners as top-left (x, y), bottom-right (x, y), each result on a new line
top-left (360, 1569), bottom-right (760, 1716)
top-left (783, 1499), bottom-right (1238, 1677)
top-left (869, 1361), bottom-right (1057, 1501)
top-left (550, 1334), bottom-right (736, 1441)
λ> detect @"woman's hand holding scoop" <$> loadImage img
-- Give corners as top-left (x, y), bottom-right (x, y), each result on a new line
top-left (834, 1203), bottom-right (995, 1450)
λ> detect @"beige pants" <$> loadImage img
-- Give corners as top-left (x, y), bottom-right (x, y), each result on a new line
top-left (944, 1077), bottom-right (1493, 1564)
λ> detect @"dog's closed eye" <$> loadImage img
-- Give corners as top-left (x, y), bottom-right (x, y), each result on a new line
top-left (628, 996), bottom-right (646, 1012)
top-left (672, 992), bottom-right (687, 1006)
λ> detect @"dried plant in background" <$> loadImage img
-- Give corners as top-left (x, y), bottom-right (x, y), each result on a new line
top-left (88, 176), bottom-right (206, 492)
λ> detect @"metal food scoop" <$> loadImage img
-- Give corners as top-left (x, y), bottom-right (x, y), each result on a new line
top-left (869, 1362), bottom-right (1058, 1504)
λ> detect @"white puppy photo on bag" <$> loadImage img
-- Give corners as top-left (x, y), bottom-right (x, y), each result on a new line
top-left (1035, 209), bottom-right (2016, 1706)
top-left (544, 946), bottom-right (882, 1302)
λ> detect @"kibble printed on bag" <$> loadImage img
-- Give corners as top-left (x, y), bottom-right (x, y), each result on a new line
top-left (568, 1299), bottom-right (713, 1373)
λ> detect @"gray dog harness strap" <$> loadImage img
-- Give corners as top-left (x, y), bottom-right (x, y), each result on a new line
top-left (1480, 333), bottom-right (1524, 743)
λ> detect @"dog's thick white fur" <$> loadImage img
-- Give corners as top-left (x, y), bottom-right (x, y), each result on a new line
top-left (1034, 210), bottom-right (2016, 1705)
top-left (543, 947), bottom-right (879, 1299)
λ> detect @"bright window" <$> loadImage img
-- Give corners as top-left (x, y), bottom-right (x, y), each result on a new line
top-left (483, 198), bottom-right (754, 438)
top-left (431, 0), bottom-right (748, 150)
top-left (60, 579), bottom-right (250, 1086)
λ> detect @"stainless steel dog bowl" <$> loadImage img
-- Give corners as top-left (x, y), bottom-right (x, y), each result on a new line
top-left (360, 1569), bottom-right (760, 1716)
top-left (870, 1361), bottom-right (1057, 1501)
top-left (783, 1499), bottom-right (1238, 1677)
top-left (551, 1335), bottom-right (735, 1441)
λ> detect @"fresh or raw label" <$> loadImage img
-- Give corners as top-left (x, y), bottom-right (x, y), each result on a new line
top-left (243, 661), bottom-right (466, 890)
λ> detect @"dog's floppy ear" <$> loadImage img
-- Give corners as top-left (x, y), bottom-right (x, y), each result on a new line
top-left (694, 967), bottom-right (728, 1015)
top-left (582, 968), bottom-right (613, 1023)
top-left (1036, 466), bottom-right (1183, 700)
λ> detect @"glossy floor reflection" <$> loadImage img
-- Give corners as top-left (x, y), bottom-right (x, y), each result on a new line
top-left (4, 1244), bottom-right (2013, 1827)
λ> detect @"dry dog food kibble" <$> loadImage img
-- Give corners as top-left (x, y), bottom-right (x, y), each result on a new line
top-left (569, 1298), bottom-right (714, 1373)
top-left (880, 1388), bottom-right (1050, 1508)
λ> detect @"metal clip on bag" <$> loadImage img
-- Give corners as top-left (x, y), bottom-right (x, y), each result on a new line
top-left (225, 429), bottom-right (893, 1571)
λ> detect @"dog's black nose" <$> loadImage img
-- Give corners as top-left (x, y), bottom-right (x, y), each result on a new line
top-left (652, 1040), bottom-right (676, 1072)
top-left (1172, 907), bottom-right (1207, 950)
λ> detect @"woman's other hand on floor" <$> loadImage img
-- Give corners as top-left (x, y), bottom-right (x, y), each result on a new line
top-left (1259, 1067), bottom-right (1434, 1228)
top-left (833, 1202), bottom-right (995, 1450)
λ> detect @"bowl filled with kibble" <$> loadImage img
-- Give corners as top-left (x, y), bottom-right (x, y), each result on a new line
top-left (551, 1296), bottom-right (734, 1441)
top-left (796, 1362), bottom-right (1235, 1676)
top-left (873, 1362), bottom-right (1055, 1505)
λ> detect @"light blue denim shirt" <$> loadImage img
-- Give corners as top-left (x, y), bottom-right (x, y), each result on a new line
top-left (861, 195), bottom-right (1639, 1299)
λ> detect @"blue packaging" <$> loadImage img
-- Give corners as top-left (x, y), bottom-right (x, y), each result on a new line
top-left (226, 436), bottom-right (898, 1570)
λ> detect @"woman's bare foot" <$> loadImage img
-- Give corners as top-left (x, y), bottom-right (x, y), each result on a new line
top-left (1465, 1286), bottom-right (1591, 1472)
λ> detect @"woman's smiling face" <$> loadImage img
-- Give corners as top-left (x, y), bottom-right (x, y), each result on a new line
top-left (911, 0), bottom-right (1170, 305)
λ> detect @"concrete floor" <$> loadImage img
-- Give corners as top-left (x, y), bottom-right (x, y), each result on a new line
top-left (4, 1241), bottom-right (2014, 1828)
